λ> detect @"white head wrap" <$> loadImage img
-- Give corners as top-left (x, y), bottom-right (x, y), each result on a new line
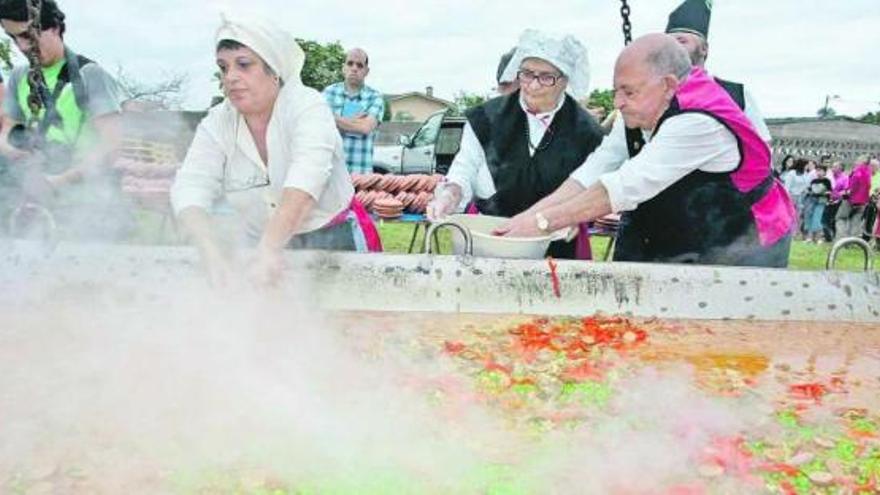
top-left (500, 29), bottom-right (591, 99)
top-left (215, 13), bottom-right (304, 85)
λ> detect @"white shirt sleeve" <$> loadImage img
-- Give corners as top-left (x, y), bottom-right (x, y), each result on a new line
top-left (598, 113), bottom-right (741, 213)
top-left (443, 122), bottom-right (496, 210)
top-left (743, 88), bottom-right (772, 144)
top-left (280, 95), bottom-right (340, 201)
top-left (170, 119), bottom-right (226, 214)
top-left (569, 113), bottom-right (630, 188)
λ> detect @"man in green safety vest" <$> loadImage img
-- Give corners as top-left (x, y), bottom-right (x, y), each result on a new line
top-left (0, 0), bottom-right (127, 239)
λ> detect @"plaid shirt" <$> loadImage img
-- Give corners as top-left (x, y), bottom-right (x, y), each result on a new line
top-left (323, 82), bottom-right (385, 174)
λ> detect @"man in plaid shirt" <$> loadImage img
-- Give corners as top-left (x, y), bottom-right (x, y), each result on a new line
top-left (323, 48), bottom-right (385, 175)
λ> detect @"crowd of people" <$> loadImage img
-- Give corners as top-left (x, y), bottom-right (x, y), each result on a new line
top-left (0, 0), bottom-right (875, 286)
top-left (779, 154), bottom-right (880, 246)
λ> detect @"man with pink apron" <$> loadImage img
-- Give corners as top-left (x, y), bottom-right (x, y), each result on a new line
top-left (494, 34), bottom-right (796, 268)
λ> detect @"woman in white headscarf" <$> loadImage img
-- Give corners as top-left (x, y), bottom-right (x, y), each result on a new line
top-left (171, 16), bottom-right (380, 286)
top-left (426, 29), bottom-right (605, 259)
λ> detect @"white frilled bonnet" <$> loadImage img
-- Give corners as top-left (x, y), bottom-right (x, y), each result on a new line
top-left (500, 29), bottom-right (591, 99)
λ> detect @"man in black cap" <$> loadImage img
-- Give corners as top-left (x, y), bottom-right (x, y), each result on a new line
top-left (495, 48), bottom-right (518, 96)
top-left (0, 0), bottom-right (127, 239)
top-left (665, 0), bottom-right (770, 143)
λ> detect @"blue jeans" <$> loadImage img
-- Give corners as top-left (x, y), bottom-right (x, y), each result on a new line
top-left (805, 200), bottom-right (826, 234)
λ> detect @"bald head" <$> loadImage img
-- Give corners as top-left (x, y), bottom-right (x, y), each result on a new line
top-left (612, 34), bottom-right (692, 131)
top-left (617, 33), bottom-right (692, 80)
top-left (343, 47), bottom-right (370, 91)
top-left (346, 48), bottom-right (369, 66)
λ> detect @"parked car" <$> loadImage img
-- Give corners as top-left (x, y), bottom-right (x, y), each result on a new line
top-left (373, 110), bottom-right (465, 176)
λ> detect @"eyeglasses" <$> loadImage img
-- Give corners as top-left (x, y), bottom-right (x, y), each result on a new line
top-left (223, 170), bottom-right (270, 193)
top-left (517, 69), bottom-right (564, 87)
top-left (345, 60), bottom-right (366, 69)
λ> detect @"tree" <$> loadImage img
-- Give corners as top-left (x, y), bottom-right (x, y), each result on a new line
top-left (115, 65), bottom-right (188, 110)
top-left (210, 39), bottom-right (345, 107)
top-left (382, 96), bottom-right (392, 122)
top-left (296, 39), bottom-right (344, 91)
top-left (586, 88), bottom-right (614, 115)
top-left (859, 112), bottom-right (880, 125)
top-left (449, 91), bottom-right (487, 117)
top-left (817, 106), bottom-right (837, 119)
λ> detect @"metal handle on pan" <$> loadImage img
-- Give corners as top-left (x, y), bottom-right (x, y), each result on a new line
top-left (424, 220), bottom-right (473, 256)
top-left (826, 237), bottom-right (872, 272)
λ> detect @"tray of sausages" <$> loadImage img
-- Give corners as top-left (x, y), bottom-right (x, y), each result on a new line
top-left (350, 173), bottom-right (444, 214)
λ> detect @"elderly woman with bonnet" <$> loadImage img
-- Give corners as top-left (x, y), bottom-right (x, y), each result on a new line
top-left (171, 16), bottom-right (380, 286)
top-left (426, 29), bottom-right (605, 259)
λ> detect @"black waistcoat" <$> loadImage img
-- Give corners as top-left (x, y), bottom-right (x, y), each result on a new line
top-left (614, 100), bottom-right (778, 266)
top-left (466, 91), bottom-right (604, 258)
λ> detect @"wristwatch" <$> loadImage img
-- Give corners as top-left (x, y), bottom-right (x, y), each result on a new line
top-left (535, 212), bottom-right (550, 233)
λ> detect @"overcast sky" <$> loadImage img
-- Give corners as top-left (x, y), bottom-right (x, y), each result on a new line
top-left (23, 0), bottom-right (880, 118)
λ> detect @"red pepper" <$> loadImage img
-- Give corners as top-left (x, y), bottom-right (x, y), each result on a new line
top-left (778, 480), bottom-right (798, 495)
top-left (561, 361), bottom-right (602, 382)
top-left (850, 476), bottom-right (876, 493)
top-left (443, 340), bottom-right (466, 355)
top-left (547, 257), bottom-right (562, 298)
top-left (760, 462), bottom-right (801, 477)
top-left (564, 339), bottom-right (590, 355)
top-left (847, 428), bottom-right (878, 440)
top-left (788, 382), bottom-right (828, 401)
top-left (581, 316), bottom-right (600, 328)
top-left (483, 359), bottom-right (512, 376)
top-left (510, 377), bottom-right (536, 387)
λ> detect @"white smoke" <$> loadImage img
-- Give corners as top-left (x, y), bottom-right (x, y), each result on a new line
top-left (0, 249), bottom-right (770, 493)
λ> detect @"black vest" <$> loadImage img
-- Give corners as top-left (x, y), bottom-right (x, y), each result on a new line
top-left (9, 49), bottom-right (94, 174)
top-left (714, 78), bottom-right (745, 110)
top-left (466, 91), bottom-right (604, 258)
top-left (614, 99), bottom-right (776, 265)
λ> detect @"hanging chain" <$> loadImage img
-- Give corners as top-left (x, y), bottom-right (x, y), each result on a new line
top-left (24, 0), bottom-right (48, 126)
top-left (620, 0), bottom-right (633, 46)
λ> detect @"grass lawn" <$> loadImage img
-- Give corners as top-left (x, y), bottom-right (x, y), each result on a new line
top-left (377, 221), bottom-right (875, 272)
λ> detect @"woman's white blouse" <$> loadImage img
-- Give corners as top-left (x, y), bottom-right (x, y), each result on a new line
top-left (171, 83), bottom-right (353, 237)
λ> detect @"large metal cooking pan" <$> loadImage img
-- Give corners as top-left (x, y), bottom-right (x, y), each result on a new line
top-left (2, 241), bottom-right (877, 322)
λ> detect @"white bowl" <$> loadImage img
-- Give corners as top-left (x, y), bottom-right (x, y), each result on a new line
top-left (444, 214), bottom-right (566, 259)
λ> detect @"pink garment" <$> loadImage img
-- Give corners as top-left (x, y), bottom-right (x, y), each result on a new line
top-left (327, 197), bottom-right (383, 252)
top-left (575, 223), bottom-right (593, 260)
top-left (848, 163), bottom-right (872, 205)
top-left (831, 170), bottom-right (849, 201)
top-left (673, 67), bottom-right (796, 247)
top-left (349, 198), bottom-right (383, 252)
